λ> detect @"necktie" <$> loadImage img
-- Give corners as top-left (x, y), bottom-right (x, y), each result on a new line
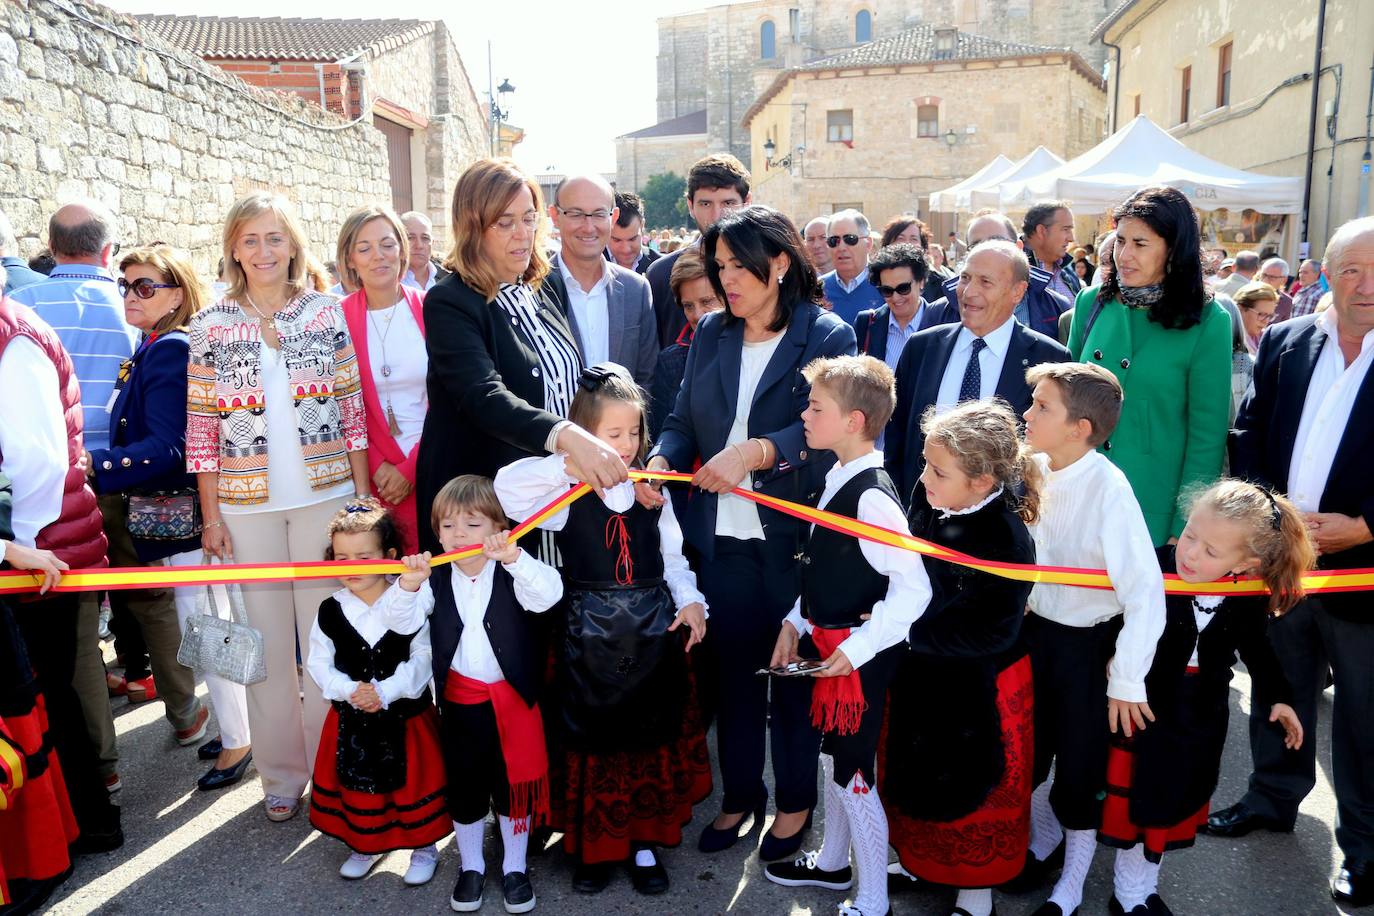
top-left (958, 337), bottom-right (987, 402)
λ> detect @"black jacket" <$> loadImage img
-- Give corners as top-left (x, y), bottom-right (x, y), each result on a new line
top-left (646, 246), bottom-right (689, 349)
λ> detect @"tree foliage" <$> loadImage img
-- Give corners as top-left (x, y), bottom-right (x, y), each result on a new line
top-left (640, 172), bottom-right (689, 230)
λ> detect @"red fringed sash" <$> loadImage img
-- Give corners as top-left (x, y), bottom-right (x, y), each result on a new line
top-left (444, 674), bottom-right (550, 830)
top-left (809, 626), bottom-right (867, 736)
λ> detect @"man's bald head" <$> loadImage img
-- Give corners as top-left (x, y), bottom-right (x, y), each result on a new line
top-left (553, 174), bottom-right (615, 211)
top-left (49, 198), bottom-right (117, 264)
top-left (966, 212), bottom-right (1019, 250)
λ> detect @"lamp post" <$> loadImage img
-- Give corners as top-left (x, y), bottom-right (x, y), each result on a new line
top-left (486, 41), bottom-right (516, 156)
top-left (944, 128), bottom-right (958, 148)
top-left (763, 137), bottom-right (777, 166)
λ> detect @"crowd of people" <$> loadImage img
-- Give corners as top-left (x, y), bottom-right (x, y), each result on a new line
top-left (0, 146), bottom-right (1371, 916)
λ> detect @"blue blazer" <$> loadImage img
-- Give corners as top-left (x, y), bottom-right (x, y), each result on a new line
top-left (853, 304), bottom-right (892, 364)
top-left (918, 268), bottom-right (1070, 341)
top-left (885, 320), bottom-right (1069, 505)
top-left (1230, 315), bottom-right (1374, 621)
top-left (651, 302), bottom-right (857, 564)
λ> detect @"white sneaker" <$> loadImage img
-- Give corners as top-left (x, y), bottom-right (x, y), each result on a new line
top-left (404, 846), bottom-right (439, 886)
top-left (339, 852), bottom-right (382, 879)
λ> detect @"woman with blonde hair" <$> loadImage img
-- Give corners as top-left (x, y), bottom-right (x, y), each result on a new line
top-left (336, 205), bottom-right (428, 551)
top-left (415, 157), bottom-right (627, 555)
top-left (187, 192), bottom-right (370, 822)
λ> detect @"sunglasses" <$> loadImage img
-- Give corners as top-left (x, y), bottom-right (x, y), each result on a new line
top-left (826, 234), bottom-right (868, 248)
top-left (118, 277), bottom-right (178, 299)
top-left (877, 282), bottom-right (915, 298)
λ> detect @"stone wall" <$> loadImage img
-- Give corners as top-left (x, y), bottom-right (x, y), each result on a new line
top-left (2, 0), bottom-right (391, 275)
top-left (614, 132), bottom-right (709, 195)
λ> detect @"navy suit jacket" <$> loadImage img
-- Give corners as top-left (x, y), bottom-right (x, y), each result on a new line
top-left (651, 302), bottom-right (857, 565)
top-left (647, 246), bottom-right (690, 349)
top-left (853, 304), bottom-right (892, 363)
top-left (918, 267), bottom-right (1071, 341)
top-left (885, 320), bottom-right (1070, 505)
top-left (1230, 315), bottom-right (1374, 621)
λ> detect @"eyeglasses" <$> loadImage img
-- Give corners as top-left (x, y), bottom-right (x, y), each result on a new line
top-left (826, 234), bottom-right (868, 248)
top-left (555, 207), bottom-right (612, 223)
top-left (118, 277), bottom-right (178, 299)
top-left (1246, 308), bottom-right (1278, 324)
top-left (877, 282), bottom-right (915, 298)
top-left (490, 213), bottom-right (540, 233)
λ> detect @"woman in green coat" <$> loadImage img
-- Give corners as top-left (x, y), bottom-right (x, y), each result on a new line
top-left (1067, 186), bottom-right (1232, 546)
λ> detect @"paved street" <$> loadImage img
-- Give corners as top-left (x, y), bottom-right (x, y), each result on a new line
top-left (47, 665), bottom-right (1354, 916)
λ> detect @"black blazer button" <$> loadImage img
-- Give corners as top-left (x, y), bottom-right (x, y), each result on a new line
top-left (1104, 440), bottom-right (1113, 451)
top-left (1093, 349), bottom-right (1103, 360)
top-left (1121, 358), bottom-right (1130, 369)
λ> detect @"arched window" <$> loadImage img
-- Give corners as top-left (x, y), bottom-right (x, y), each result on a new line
top-left (760, 20), bottom-right (776, 59)
top-left (855, 10), bottom-right (872, 43)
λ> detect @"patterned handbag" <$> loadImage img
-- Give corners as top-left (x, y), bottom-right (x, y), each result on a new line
top-left (177, 571), bottom-right (266, 686)
top-left (125, 489), bottom-right (202, 541)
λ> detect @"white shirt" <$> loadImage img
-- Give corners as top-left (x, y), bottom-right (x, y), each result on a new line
top-left (363, 300), bottom-right (429, 455)
top-left (402, 265), bottom-right (439, 293)
top-left (1287, 309), bottom-right (1374, 512)
top-left (934, 316), bottom-right (1017, 410)
top-left (783, 451), bottom-right (932, 669)
top-left (557, 253), bottom-right (613, 368)
top-left (0, 337), bottom-right (67, 548)
top-left (378, 550), bottom-right (564, 685)
top-left (834, 270), bottom-right (868, 294)
top-left (494, 454), bottom-right (708, 613)
top-left (306, 587), bottom-right (434, 708)
top-left (716, 333), bottom-right (785, 540)
top-left (1188, 595), bottom-right (1224, 668)
top-left (1027, 450), bottom-right (1166, 702)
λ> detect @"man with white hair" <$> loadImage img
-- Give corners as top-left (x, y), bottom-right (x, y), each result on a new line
top-left (1214, 217), bottom-right (1374, 908)
top-left (399, 211), bottom-right (448, 293)
top-left (1257, 256), bottom-right (1294, 323)
top-left (0, 209), bottom-right (45, 294)
top-left (884, 240), bottom-right (1069, 503)
top-left (803, 216), bottom-right (833, 274)
top-left (820, 209), bottom-right (883, 323)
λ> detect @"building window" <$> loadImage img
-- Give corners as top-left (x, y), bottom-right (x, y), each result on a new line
top-left (827, 109), bottom-right (854, 143)
top-left (1179, 65), bottom-right (1191, 124)
top-left (832, 202), bottom-right (864, 214)
top-left (934, 27), bottom-right (957, 58)
top-left (760, 20), bottom-right (776, 59)
top-left (1216, 41), bottom-right (1232, 107)
top-left (916, 104), bottom-right (939, 137)
top-left (855, 9), bottom-right (872, 43)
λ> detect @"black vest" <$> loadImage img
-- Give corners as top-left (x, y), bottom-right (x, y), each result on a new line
top-left (800, 467), bottom-right (899, 629)
top-left (428, 563), bottom-right (545, 707)
top-left (556, 490), bottom-right (664, 588)
top-left (317, 597), bottom-right (431, 717)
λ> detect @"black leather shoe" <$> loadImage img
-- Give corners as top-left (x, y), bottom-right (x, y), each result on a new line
top-left (450, 869), bottom-right (484, 912)
top-left (1145, 893), bottom-right (1173, 915)
top-left (1108, 896), bottom-right (1149, 916)
top-left (1000, 840), bottom-right (1065, 894)
top-left (758, 809), bottom-right (813, 862)
top-left (628, 853), bottom-right (670, 895)
top-left (501, 871), bottom-right (535, 913)
top-left (698, 795), bottom-right (767, 854)
top-left (1332, 860), bottom-right (1374, 907)
top-left (572, 861), bottom-right (612, 894)
top-left (1030, 903), bottom-right (1077, 916)
top-left (197, 751), bottom-right (253, 791)
top-left (71, 825), bottom-right (124, 855)
top-left (197, 736), bottom-right (223, 761)
top-left (1203, 802), bottom-right (1292, 837)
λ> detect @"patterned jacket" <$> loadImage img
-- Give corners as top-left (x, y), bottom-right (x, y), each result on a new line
top-left (186, 292), bottom-right (367, 506)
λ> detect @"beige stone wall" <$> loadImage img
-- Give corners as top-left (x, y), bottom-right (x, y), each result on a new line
top-left (3, 0), bottom-right (390, 275)
top-left (615, 133), bottom-right (709, 194)
top-left (1104, 0), bottom-right (1373, 256)
top-left (748, 55), bottom-right (1107, 229)
top-left (370, 32), bottom-right (436, 117)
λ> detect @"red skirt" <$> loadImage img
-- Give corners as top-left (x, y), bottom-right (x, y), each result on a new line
top-left (0, 695), bottom-right (79, 906)
top-left (1099, 736), bottom-right (1208, 862)
top-left (309, 705), bottom-right (451, 853)
top-left (883, 654), bottom-right (1034, 888)
top-left (551, 668), bottom-right (712, 864)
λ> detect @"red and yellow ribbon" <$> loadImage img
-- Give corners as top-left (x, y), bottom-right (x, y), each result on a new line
top-left (2, 470), bottom-right (1372, 598)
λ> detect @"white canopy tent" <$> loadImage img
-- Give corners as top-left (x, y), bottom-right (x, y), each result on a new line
top-left (967, 146), bottom-right (1065, 211)
top-left (927, 154), bottom-right (1015, 213)
top-left (997, 116), bottom-right (1304, 214)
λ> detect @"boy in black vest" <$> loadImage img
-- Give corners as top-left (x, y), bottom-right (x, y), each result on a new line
top-left (385, 475), bottom-right (563, 915)
top-left (764, 355), bottom-right (932, 916)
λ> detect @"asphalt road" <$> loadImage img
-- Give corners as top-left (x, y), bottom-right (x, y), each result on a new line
top-left (45, 665), bottom-right (1355, 916)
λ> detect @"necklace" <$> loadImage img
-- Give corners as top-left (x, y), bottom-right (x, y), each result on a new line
top-left (367, 297), bottom-right (405, 436)
top-left (243, 294), bottom-right (282, 349)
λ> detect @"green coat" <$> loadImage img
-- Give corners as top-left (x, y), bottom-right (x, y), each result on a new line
top-left (1068, 286), bottom-right (1232, 545)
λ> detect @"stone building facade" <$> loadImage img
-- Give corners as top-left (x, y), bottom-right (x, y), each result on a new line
top-left (743, 24), bottom-right (1106, 233)
top-left (615, 110), bottom-right (709, 193)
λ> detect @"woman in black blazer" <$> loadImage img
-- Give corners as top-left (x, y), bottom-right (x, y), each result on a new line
top-left (416, 159), bottom-right (627, 554)
top-left (647, 206), bottom-right (857, 860)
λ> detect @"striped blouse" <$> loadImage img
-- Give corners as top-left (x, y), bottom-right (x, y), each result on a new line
top-left (186, 292), bottom-right (368, 506)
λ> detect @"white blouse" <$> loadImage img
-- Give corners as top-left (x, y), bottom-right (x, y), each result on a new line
top-left (716, 333), bottom-right (785, 541)
top-left (363, 300), bottom-right (428, 455)
top-left (306, 587), bottom-right (433, 708)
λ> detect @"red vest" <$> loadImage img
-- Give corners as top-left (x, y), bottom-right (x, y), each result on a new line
top-left (0, 298), bottom-right (107, 569)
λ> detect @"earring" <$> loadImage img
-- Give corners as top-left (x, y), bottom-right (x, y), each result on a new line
top-left (777, 274), bottom-right (784, 284)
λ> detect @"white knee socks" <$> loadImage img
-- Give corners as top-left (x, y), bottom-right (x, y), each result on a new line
top-left (454, 818), bottom-right (485, 874)
top-left (814, 754), bottom-right (853, 872)
top-left (1029, 780), bottom-right (1064, 862)
top-left (954, 887), bottom-right (994, 916)
top-left (1113, 845), bottom-right (1160, 910)
top-left (838, 772), bottom-right (889, 915)
top-left (1047, 828), bottom-right (1096, 914)
top-left (499, 815), bottom-right (528, 875)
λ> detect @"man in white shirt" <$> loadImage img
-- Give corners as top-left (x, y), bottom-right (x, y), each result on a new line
top-left (1214, 217), bottom-right (1374, 908)
top-left (400, 211), bottom-right (446, 293)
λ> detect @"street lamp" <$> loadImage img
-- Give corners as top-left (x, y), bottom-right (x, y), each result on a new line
top-left (944, 128), bottom-right (958, 147)
top-left (763, 137), bottom-right (777, 164)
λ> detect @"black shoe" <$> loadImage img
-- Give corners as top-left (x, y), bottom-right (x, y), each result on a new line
top-left (1000, 840), bottom-right (1065, 894)
top-left (450, 869), bottom-right (484, 913)
top-left (627, 852), bottom-right (670, 895)
top-left (502, 870), bottom-right (536, 913)
top-left (1203, 802), bottom-right (1292, 838)
top-left (951, 908), bottom-right (998, 916)
top-left (1108, 896), bottom-right (1149, 916)
top-left (1145, 893), bottom-right (1174, 915)
top-left (70, 825), bottom-right (125, 855)
top-left (758, 808), bottom-right (813, 862)
top-left (887, 861), bottom-right (920, 895)
top-left (763, 850), bottom-right (853, 890)
top-left (698, 794), bottom-right (767, 853)
top-left (1030, 903), bottom-right (1077, 916)
top-left (197, 736), bottom-right (223, 760)
top-left (1332, 860), bottom-right (1374, 907)
top-left (571, 861), bottom-right (612, 894)
top-left (197, 751), bottom-right (253, 791)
